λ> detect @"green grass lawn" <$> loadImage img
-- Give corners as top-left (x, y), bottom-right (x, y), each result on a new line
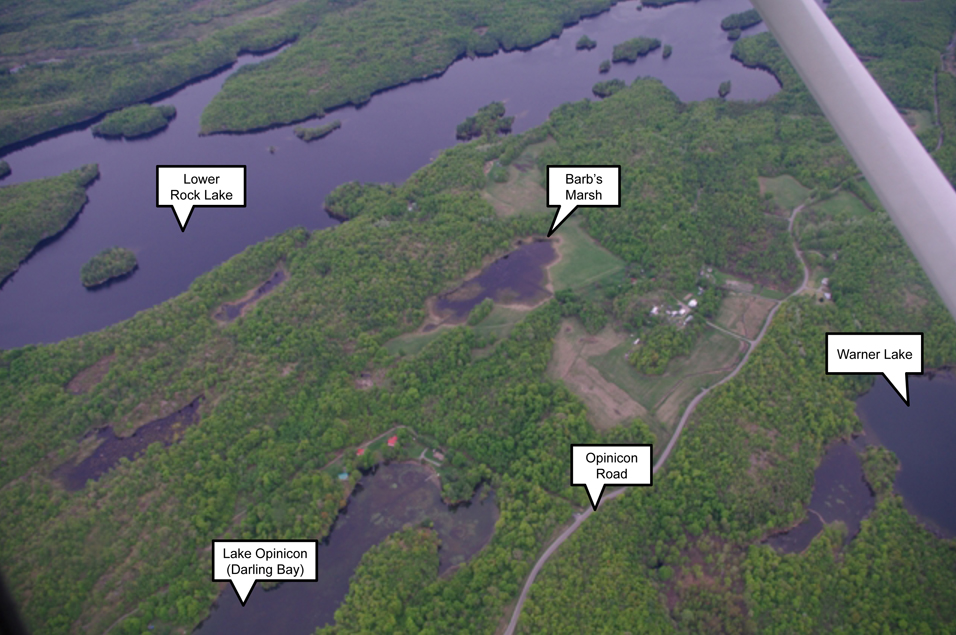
top-left (384, 326), bottom-right (450, 357)
top-left (760, 174), bottom-right (811, 210)
top-left (587, 326), bottom-right (743, 429)
top-left (904, 109), bottom-right (935, 134)
top-left (472, 305), bottom-right (529, 340)
top-left (550, 217), bottom-right (625, 291)
top-left (752, 285), bottom-right (788, 300)
top-left (810, 190), bottom-right (871, 219)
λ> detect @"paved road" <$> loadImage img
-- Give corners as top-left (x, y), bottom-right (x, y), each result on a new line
top-left (502, 205), bottom-right (809, 635)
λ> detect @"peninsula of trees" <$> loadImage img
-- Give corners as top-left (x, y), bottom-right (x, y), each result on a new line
top-left (0, 164), bottom-right (98, 283)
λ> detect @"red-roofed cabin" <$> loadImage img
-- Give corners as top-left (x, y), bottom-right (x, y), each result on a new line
top-left (356, 448), bottom-right (365, 456)
top-left (387, 436), bottom-right (398, 447)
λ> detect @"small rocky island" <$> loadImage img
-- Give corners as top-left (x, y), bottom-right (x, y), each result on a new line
top-left (294, 119), bottom-right (342, 141)
top-left (80, 247), bottom-right (138, 287)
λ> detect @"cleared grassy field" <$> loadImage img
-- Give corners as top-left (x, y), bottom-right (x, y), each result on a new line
top-left (385, 304), bottom-right (531, 358)
top-left (758, 174), bottom-right (811, 211)
top-left (483, 140), bottom-right (554, 218)
top-left (547, 319), bottom-right (648, 431)
top-left (809, 190), bottom-right (870, 219)
top-left (586, 326), bottom-right (744, 429)
top-left (484, 140), bottom-right (625, 290)
top-left (905, 109), bottom-right (935, 131)
top-left (384, 325), bottom-right (451, 357)
top-left (472, 305), bottom-right (530, 340)
top-left (549, 218), bottom-right (625, 291)
top-left (715, 291), bottom-right (776, 339)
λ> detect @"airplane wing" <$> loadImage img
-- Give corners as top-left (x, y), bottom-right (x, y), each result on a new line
top-left (750, 0), bottom-right (956, 319)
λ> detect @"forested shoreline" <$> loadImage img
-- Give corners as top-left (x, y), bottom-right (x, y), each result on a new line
top-left (2, 0), bottom-right (956, 632)
top-left (0, 164), bottom-right (99, 284)
top-left (0, 0), bottom-right (620, 150)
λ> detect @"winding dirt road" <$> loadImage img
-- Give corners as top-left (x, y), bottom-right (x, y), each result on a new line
top-left (502, 205), bottom-right (809, 635)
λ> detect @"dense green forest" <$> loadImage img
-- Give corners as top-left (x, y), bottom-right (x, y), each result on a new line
top-left (0, 0), bottom-right (618, 149)
top-left (612, 36), bottom-right (661, 62)
top-left (317, 527), bottom-right (441, 634)
top-left (721, 9), bottom-right (762, 32)
top-left (455, 102), bottom-right (514, 141)
top-left (0, 0), bottom-right (350, 150)
top-left (575, 34), bottom-right (597, 50)
top-left (80, 247), bottom-right (138, 287)
top-left (592, 78), bottom-right (626, 98)
top-left (3, 0), bottom-right (956, 632)
top-left (201, 0), bottom-right (618, 133)
top-left (92, 105), bottom-right (176, 139)
top-left (0, 163), bottom-right (98, 283)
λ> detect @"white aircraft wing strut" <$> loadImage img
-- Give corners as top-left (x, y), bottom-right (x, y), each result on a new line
top-left (751, 0), bottom-right (956, 318)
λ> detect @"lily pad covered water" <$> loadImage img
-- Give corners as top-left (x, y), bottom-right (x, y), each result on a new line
top-left (432, 239), bottom-right (557, 324)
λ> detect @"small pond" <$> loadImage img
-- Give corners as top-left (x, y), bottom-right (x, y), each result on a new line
top-left (765, 442), bottom-right (874, 554)
top-left (432, 239), bottom-right (557, 323)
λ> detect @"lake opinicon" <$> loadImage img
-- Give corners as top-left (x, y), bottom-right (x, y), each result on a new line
top-left (195, 462), bottom-right (497, 635)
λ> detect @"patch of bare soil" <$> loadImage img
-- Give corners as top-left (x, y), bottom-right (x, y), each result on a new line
top-left (355, 369), bottom-right (389, 390)
top-left (66, 354), bottom-right (115, 394)
top-left (548, 321), bottom-right (647, 430)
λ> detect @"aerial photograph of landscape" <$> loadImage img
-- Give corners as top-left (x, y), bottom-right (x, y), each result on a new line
top-left (1, 0), bottom-right (955, 633)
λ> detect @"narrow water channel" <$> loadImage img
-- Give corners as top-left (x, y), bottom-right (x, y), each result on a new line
top-left (0, 0), bottom-right (778, 349)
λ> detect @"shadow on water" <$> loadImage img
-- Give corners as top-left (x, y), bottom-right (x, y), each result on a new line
top-left (764, 442), bottom-right (874, 554)
top-left (53, 395), bottom-right (203, 491)
top-left (432, 239), bottom-right (556, 323)
top-left (196, 462), bottom-right (498, 635)
top-left (84, 264), bottom-right (139, 291)
top-left (856, 371), bottom-right (956, 537)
